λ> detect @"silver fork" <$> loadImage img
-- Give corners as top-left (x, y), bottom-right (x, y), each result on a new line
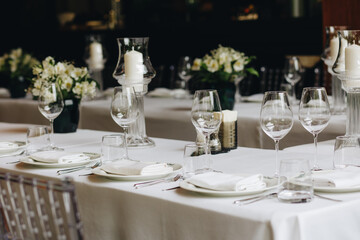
top-left (233, 192), bottom-right (278, 205)
top-left (57, 161), bottom-right (101, 175)
top-left (134, 174), bottom-right (182, 189)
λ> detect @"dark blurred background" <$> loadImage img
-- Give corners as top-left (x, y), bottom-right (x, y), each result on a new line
top-left (0, 0), bottom-right (325, 94)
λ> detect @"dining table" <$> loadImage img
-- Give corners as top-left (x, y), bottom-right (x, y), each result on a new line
top-left (0, 92), bottom-right (347, 150)
top-left (0, 122), bottom-right (359, 240)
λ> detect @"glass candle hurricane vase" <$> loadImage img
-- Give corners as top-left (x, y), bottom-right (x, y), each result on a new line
top-left (333, 30), bottom-right (360, 137)
top-left (113, 37), bottom-right (156, 148)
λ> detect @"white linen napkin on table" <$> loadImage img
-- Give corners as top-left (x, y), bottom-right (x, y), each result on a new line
top-left (30, 151), bottom-right (90, 163)
top-left (101, 160), bottom-right (173, 176)
top-left (313, 166), bottom-right (360, 188)
top-left (186, 172), bottom-right (266, 191)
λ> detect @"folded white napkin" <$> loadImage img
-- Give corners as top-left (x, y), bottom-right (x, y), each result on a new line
top-left (101, 160), bottom-right (173, 176)
top-left (0, 142), bottom-right (18, 150)
top-left (313, 166), bottom-right (360, 188)
top-left (186, 172), bottom-right (266, 191)
top-left (30, 151), bottom-right (90, 163)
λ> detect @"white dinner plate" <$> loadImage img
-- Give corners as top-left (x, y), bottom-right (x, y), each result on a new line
top-left (312, 169), bottom-right (360, 193)
top-left (19, 152), bottom-right (100, 168)
top-left (179, 176), bottom-right (279, 197)
top-left (91, 163), bottom-right (182, 181)
top-left (0, 141), bottom-right (26, 155)
top-left (314, 185), bottom-right (360, 193)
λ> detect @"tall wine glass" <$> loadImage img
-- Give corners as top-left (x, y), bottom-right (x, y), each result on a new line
top-left (260, 91), bottom-right (293, 176)
top-left (178, 56), bottom-right (192, 91)
top-left (191, 90), bottom-right (222, 172)
top-left (284, 56), bottom-right (302, 105)
top-left (38, 82), bottom-right (64, 150)
top-left (110, 86), bottom-right (139, 160)
top-left (299, 87), bottom-right (331, 170)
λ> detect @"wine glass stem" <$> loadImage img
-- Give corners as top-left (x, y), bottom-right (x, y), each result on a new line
top-left (291, 83), bottom-right (296, 103)
top-left (313, 133), bottom-right (319, 169)
top-left (49, 119), bottom-right (54, 148)
top-left (274, 139), bottom-right (280, 177)
top-left (205, 134), bottom-right (211, 171)
top-left (123, 127), bottom-right (129, 160)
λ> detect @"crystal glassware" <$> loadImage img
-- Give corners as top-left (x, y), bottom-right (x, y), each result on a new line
top-left (299, 87), bottom-right (331, 170)
top-left (332, 30), bottom-right (360, 137)
top-left (113, 37), bottom-right (156, 148)
top-left (177, 56), bottom-right (192, 92)
top-left (38, 82), bottom-right (64, 150)
top-left (283, 56), bottom-right (302, 104)
top-left (321, 26), bottom-right (348, 115)
top-left (260, 91), bottom-right (293, 176)
top-left (110, 86), bottom-right (139, 160)
top-left (191, 90), bottom-right (222, 172)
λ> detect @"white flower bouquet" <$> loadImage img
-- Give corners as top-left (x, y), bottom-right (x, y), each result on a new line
top-left (29, 56), bottom-right (98, 100)
top-left (191, 45), bottom-right (258, 85)
top-left (0, 48), bottom-right (39, 80)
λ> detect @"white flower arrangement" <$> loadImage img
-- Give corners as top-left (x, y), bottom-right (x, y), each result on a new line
top-left (191, 45), bottom-right (258, 85)
top-left (0, 48), bottom-right (39, 80)
top-left (29, 56), bottom-right (98, 100)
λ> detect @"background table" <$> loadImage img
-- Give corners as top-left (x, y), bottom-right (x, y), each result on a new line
top-left (0, 96), bottom-right (346, 149)
top-left (0, 122), bottom-right (359, 240)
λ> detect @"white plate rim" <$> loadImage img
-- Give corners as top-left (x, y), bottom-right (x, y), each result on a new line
top-left (91, 163), bottom-right (182, 181)
top-left (312, 169), bottom-right (360, 193)
top-left (314, 185), bottom-right (360, 193)
top-left (0, 141), bottom-right (26, 154)
top-left (179, 176), bottom-right (278, 197)
top-left (19, 152), bottom-right (100, 168)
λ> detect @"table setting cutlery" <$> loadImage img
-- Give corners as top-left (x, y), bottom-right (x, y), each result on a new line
top-left (57, 161), bottom-right (101, 175)
top-left (134, 174), bottom-right (182, 189)
top-left (1, 150), bottom-right (25, 159)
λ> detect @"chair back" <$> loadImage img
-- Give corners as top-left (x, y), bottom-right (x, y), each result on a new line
top-left (0, 173), bottom-right (83, 240)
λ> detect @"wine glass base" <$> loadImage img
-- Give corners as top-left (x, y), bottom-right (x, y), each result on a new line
top-left (42, 146), bottom-right (64, 151)
top-left (127, 135), bottom-right (155, 149)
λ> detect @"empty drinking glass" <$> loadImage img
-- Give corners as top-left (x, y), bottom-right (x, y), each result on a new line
top-left (260, 91), bottom-right (293, 176)
top-left (26, 126), bottom-right (50, 155)
top-left (277, 158), bottom-right (313, 203)
top-left (183, 143), bottom-right (207, 178)
top-left (178, 56), bottom-right (192, 92)
top-left (110, 86), bottom-right (139, 160)
top-left (333, 135), bottom-right (360, 168)
top-left (299, 87), bottom-right (331, 170)
top-left (101, 134), bottom-right (125, 164)
top-left (191, 90), bottom-right (222, 172)
top-left (284, 56), bottom-right (302, 104)
top-left (38, 82), bottom-right (64, 150)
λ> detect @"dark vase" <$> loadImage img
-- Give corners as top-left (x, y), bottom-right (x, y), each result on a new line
top-left (215, 83), bottom-right (236, 110)
top-left (9, 76), bottom-right (28, 98)
top-left (54, 98), bottom-right (80, 133)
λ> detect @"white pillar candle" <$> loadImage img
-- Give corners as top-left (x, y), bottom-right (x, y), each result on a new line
top-left (89, 42), bottom-right (104, 69)
top-left (345, 44), bottom-right (360, 76)
top-left (330, 37), bottom-right (348, 64)
top-left (330, 37), bottom-right (339, 62)
top-left (124, 49), bottom-right (143, 81)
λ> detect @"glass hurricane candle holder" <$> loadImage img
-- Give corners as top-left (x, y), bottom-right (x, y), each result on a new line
top-left (113, 37), bottom-right (156, 148)
top-left (333, 30), bottom-right (360, 136)
top-left (321, 26), bottom-right (348, 115)
top-left (84, 34), bottom-right (107, 92)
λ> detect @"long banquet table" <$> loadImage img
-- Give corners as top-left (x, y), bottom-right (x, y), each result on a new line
top-left (0, 95), bottom-right (346, 149)
top-left (0, 122), bottom-right (359, 240)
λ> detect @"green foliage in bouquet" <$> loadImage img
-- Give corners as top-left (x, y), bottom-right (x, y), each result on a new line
top-left (191, 44), bottom-right (258, 85)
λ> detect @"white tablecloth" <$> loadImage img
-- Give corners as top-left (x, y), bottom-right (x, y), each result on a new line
top-left (0, 97), bottom-right (346, 149)
top-left (0, 122), bottom-right (359, 240)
